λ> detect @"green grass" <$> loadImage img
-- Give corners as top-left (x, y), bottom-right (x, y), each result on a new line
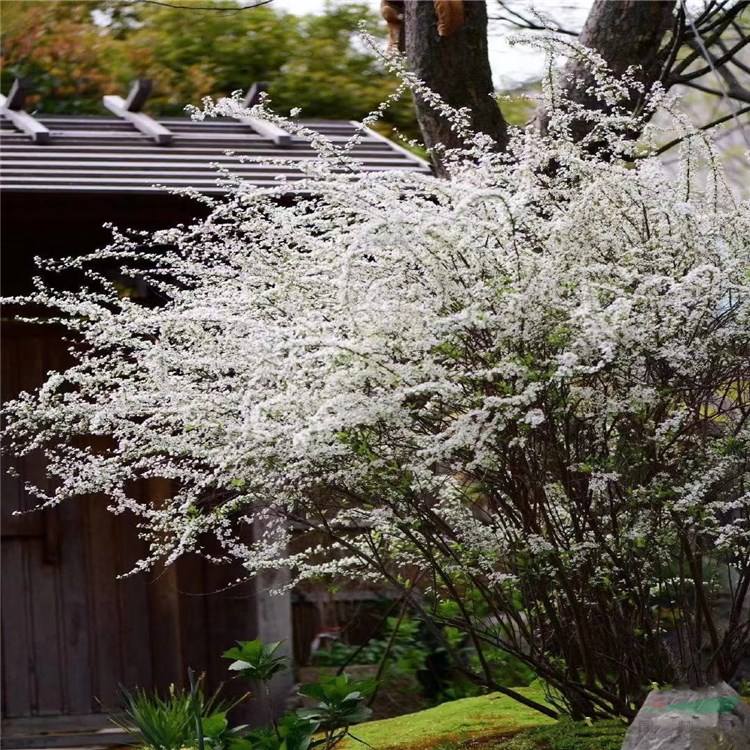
top-left (338, 685), bottom-right (556, 750)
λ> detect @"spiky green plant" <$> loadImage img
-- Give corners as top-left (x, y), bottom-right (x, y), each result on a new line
top-left (113, 677), bottom-right (237, 750)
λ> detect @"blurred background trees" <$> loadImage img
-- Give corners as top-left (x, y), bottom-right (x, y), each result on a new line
top-left (0, 0), bottom-right (418, 135)
top-left (4, 0), bottom-right (744, 168)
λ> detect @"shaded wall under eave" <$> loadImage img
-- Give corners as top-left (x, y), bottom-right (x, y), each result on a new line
top-left (0, 190), bottom-right (293, 730)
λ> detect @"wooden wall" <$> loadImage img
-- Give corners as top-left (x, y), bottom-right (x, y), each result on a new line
top-left (1, 188), bottom-right (293, 729)
top-left (1, 320), bottom-right (292, 724)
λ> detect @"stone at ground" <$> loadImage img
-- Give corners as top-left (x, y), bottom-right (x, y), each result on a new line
top-left (622, 682), bottom-right (750, 750)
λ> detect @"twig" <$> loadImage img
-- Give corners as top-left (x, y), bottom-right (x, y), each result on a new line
top-left (672, 35), bottom-right (750, 83)
top-left (646, 104), bottom-right (750, 157)
top-left (333, 595), bottom-right (403, 677)
top-left (489, 0), bottom-right (578, 36)
top-left (366, 595), bottom-right (410, 708)
top-left (681, 78), bottom-right (750, 103)
top-left (137, 0), bottom-right (273, 11)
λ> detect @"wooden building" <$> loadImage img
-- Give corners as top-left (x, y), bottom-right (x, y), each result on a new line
top-left (0, 82), bottom-right (428, 746)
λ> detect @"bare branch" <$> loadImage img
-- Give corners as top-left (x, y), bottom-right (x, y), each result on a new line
top-left (136, 0), bottom-right (273, 12)
top-left (489, 1), bottom-right (578, 36)
top-left (689, 0), bottom-right (742, 37)
top-left (646, 104), bottom-right (750, 157)
top-left (681, 79), bottom-right (750, 103)
top-left (677, 38), bottom-right (750, 104)
top-left (728, 55), bottom-right (750, 75)
top-left (671, 0), bottom-right (749, 78)
top-left (672, 35), bottom-right (750, 83)
top-left (691, 0), bottom-right (729, 28)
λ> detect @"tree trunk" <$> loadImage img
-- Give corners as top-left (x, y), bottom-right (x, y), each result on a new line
top-left (404, 0), bottom-right (508, 175)
top-left (544, 0), bottom-right (677, 141)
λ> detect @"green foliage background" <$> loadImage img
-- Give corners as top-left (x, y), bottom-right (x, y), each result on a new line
top-left (0, 0), bottom-right (418, 135)
top-left (0, 0), bottom-right (535, 144)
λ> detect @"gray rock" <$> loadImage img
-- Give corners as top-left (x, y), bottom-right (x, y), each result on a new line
top-left (622, 682), bottom-right (750, 749)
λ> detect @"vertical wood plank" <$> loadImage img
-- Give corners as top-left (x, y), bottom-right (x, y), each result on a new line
top-left (85, 497), bottom-right (122, 710)
top-left (252, 557), bottom-right (293, 722)
top-left (176, 554), bottom-right (208, 680)
top-left (27, 536), bottom-right (65, 715)
top-left (1, 540), bottom-right (33, 717)
top-left (25, 328), bottom-right (65, 716)
top-left (148, 564), bottom-right (184, 692)
top-left (58, 498), bottom-right (94, 714)
top-left (201, 551), bottom-right (276, 725)
top-left (1, 330), bottom-right (33, 717)
top-left (115, 516), bottom-right (153, 692)
top-left (203, 560), bottom-right (232, 691)
top-left (144, 480), bottom-right (184, 693)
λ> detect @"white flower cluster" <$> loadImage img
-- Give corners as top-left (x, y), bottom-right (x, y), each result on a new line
top-left (3, 47), bottom-right (749, 611)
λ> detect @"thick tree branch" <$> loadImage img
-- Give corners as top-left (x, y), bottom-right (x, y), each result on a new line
top-left (728, 55), bottom-right (750, 76)
top-left (539, 0), bottom-right (677, 141)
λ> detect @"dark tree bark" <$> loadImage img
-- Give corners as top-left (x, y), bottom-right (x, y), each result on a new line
top-left (404, 0), bottom-right (508, 175)
top-left (546, 0), bottom-right (677, 141)
top-left (401, 0), bottom-right (748, 165)
top-left (565, 0), bottom-right (676, 84)
top-left (493, 0), bottom-right (750, 110)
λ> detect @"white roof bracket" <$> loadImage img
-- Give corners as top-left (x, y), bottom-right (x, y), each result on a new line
top-left (0, 79), bottom-right (51, 144)
top-left (103, 79), bottom-right (173, 146)
top-left (237, 82), bottom-right (291, 147)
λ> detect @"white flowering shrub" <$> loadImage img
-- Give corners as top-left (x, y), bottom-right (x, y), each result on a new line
top-left (4, 45), bottom-right (750, 719)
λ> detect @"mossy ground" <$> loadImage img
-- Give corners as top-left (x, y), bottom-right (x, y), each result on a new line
top-left (487, 719), bottom-right (627, 749)
top-left (338, 686), bottom-right (556, 750)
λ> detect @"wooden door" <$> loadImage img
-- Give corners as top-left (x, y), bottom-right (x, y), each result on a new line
top-left (1, 321), bottom-right (154, 720)
top-left (1, 321), bottom-right (285, 729)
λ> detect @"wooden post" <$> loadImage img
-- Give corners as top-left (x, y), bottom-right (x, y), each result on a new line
top-left (252, 520), bottom-right (294, 720)
top-left (124, 79), bottom-right (153, 113)
top-left (6, 77), bottom-right (28, 110)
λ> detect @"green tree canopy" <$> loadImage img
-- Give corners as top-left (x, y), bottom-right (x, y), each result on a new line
top-left (0, 0), bottom-right (417, 134)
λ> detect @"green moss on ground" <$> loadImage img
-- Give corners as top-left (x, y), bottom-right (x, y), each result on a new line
top-left (338, 686), bottom-right (555, 750)
top-left (493, 719), bottom-right (627, 750)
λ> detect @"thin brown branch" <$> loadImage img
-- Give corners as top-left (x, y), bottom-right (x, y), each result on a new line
top-left (136, 0), bottom-right (273, 11)
top-left (673, 35), bottom-right (750, 83)
top-left (688, 0), bottom-right (744, 38)
top-left (489, 1), bottom-right (578, 36)
top-left (681, 78), bottom-right (750, 103)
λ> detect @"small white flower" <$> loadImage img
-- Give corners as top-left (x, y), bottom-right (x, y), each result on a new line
top-left (523, 409), bottom-right (546, 428)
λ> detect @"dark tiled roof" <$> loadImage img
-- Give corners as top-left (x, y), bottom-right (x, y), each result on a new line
top-left (0, 114), bottom-right (429, 194)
